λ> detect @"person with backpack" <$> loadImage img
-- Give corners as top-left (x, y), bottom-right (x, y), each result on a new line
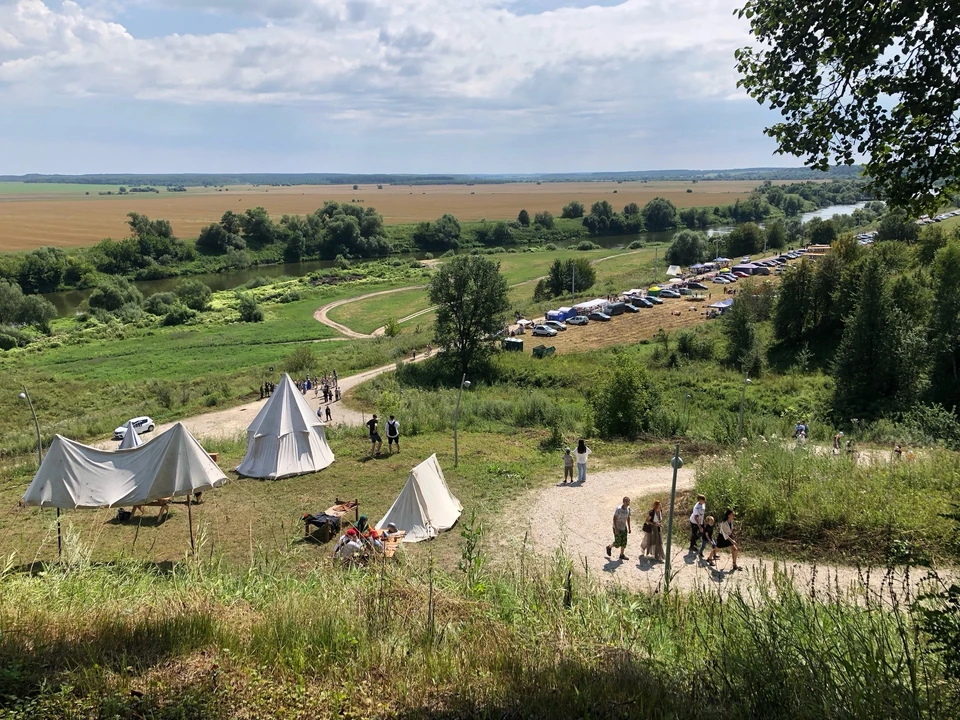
top-left (386, 415), bottom-right (401, 454)
top-left (707, 509), bottom-right (740, 571)
top-left (605, 497), bottom-right (631, 561)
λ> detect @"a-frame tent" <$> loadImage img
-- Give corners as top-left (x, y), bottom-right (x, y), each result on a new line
top-left (118, 420), bottom-right (143, 449)
top-left (376, 454), bottom-right (462, 542)
top-left (236, 373), bottom-right (335, 480)
top-left (22, 422), bottom-right (226, 509)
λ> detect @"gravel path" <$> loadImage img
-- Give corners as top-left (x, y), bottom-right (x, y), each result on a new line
top-left (526, 463), bottom-right (947, 598)
top-left (313, 286), bottom-right (425, 339)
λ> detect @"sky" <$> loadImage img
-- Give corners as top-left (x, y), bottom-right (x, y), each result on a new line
top-left (0, 0), bottom-right (790, 174)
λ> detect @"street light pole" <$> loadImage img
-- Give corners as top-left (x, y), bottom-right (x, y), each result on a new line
top-left (19, 385), bottom-right (60, 558)
top-left (737, 371), bottom-right (751, 440)
top-left (663, 444), bottom-right (683, 593)
top-left (682, 393), bottom-right (692, 429)
top-left (453, 374), bottom-right (471, 468)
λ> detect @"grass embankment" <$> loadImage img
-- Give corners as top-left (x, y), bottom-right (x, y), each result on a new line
top-left (0, 264), bottom-right (431, 456)
top-left (0, 555), bottom-right (953, 719)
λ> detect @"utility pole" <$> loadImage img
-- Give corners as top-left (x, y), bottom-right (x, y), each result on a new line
top-left (663, 444), bottom-right (683, 593)
top-left (571, 262), bottom-right (576, 305)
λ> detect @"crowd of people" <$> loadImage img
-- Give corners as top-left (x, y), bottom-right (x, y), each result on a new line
top-left (331, 514), bottom-right (404, 564)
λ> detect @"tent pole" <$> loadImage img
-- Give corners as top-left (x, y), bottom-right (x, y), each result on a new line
top-left (56, 508), bottom-right (62, 559)
top-left (187, 494), bottom-right (196, 558)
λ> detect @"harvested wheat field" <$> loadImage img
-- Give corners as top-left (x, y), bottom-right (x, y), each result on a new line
top-left (0, 180), bottom-right (763, 251)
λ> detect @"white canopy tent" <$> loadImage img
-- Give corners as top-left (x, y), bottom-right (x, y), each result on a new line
top-left (22, 423), bottom-right (226, 509)
top-left (236, 373), bottom-right (335, 480)
top-left (376, 454), bottom-right (462, 543)
top-left (117, 420), bottom-right (143, 449)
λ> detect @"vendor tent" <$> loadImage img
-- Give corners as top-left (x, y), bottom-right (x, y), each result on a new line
top-left (557, 307), bottom-right (576, 320)
top-left (22, 423), bottom-right (226, 509)
top-left (118, 420), bottom-right (143, 449)
top-left (573, 298), bottom-right (606, 313)
top-left (648, 286), bottom-right (662, 296)
top-left (666, 265), bottom-right (681, 277)
top-left (376, 454), bottom-right (462, 543)
top-left (236, 374), bottom-right (335, 480)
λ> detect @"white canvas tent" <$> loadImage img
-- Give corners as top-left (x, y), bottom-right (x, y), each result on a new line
top-left (117, 420), bottom-right (143, 449)
top-left (22, 423), bottom-right (226, 509)
top-left (236, 373), bottom-right (335, 480)
top-left (376, 454), bottom-right (462, 543)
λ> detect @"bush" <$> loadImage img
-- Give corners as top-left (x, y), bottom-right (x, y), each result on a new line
top-left (285, 344), bottom-right (317, 374)
top-left (383, 317), bottom-right (402, 338)
top-left (237, 293), bottom-right (264, 322)
top-left (590, 352), bottom-right (659, 438)
top-left (162, 303), bottom-right (196, 326)
top-left (244, 276), bottom-right (271, 289)
top-left (279, 290), bottom-right (302, 303)
top-left (628, 240), bottom-right (644, 249)
top-left (544, 243), bottom-right (557, 251)
top-left (576, 241), bottom-right (599, 251)
top-left (334, 254), bottom-right (350, 270)
top-left (144, 292), bottom-right (178, 316)
top-left (423, 252), bottom-right (434, 260)
top-left (675, 329), bottom-right (714, 361)
top-left (0, 325), bottom-right (31, 350)
top-left (175, 279), bottom-right (212, 311)
top-left (87, 278), bottom-right (142, 313)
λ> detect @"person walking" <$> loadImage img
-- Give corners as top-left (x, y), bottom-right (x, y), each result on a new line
top-left (562, 448), bottom-right (574, 484)
top-left (699, 515), bottom-right (717, 560)
top-left (575, 439), bottom-right (591, 483)
top-left (366, 414), bottom-right (383, 457)
top-left (689, 494), bottom-right (706, 553)
top-left (325, 405), bottom-right (332, 422)
top-left (386, 415), bottom-right (401, 454)
top-left (605, 497), bottom-right (631, 561)
top-left (640, 500), bottom-right (664, 562)
top-left (707, 509), bottom-right (740, 570)
top-left (833, 431), bottom-right (844, 455)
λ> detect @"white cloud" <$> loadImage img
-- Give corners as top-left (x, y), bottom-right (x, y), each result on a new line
top-left (0, 0), bottom-right (750, 110)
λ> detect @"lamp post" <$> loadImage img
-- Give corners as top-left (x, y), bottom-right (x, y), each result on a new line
top-left (19, 386), bottom-right (60, 558)
top-left (682, 393), bottom-right (692, 429)
top-left (663, 445), bottom-right (683, 593)
top-left (453, 374), bottom-right (471, 468)
top-left (737, 372), bottom-right (752, 440)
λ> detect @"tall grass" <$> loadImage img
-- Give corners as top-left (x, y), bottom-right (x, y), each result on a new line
top-left (696, 444), bottom-right (959, 562)
top-left (0, 551), bottom-right (952, 719)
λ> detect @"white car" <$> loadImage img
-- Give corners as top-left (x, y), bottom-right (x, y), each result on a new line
top-left (114, 416), bottom-right (155, 440)
top-left (544, 320), bottom-right (567, 332)
top-left (532, 324), bottom-right (558, 337)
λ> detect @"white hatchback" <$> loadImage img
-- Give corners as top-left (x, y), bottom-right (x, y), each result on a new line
top-left (114, 416), bottom-right (156, 440)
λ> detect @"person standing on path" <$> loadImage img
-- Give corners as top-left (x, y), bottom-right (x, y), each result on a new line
top-left (562, 448), bottom-right (574, 483)
top-left (575, 439), bottom-right (591, 483)
top-left (325, 405), bottom-right (332, 423)
top-left (689, 494), bottom-right (706, 553)
top-left (386, 415), bottom-right (401, 454)
top-left (605, 497), bottom-right (631, 561)
top-left (707, 509), bottom-right (740, 571)
top-left (641, 500), bottom-right (664, 562)
top-left (366, 414), bottom-right (383, 457)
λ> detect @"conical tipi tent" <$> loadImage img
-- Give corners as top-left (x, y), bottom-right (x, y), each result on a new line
top-left (118, 420), bottom-right (143, 449)
top-left (376, 454), bottom-right (462, 542)
top-left (236, 374), bottom-right (335, 479)
top-left (22, 423), bottom-right (227, 509)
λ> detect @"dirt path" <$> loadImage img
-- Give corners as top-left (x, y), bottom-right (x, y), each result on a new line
top-left (524, 463), bottom-right (947, 598)
top-left (313, 287), bottom-right (424, 339)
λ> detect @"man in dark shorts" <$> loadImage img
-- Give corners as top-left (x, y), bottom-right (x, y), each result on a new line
top-left (366, 414), bottom-right (382, 456)
top-left (386, 415), bottom-right (400, 454)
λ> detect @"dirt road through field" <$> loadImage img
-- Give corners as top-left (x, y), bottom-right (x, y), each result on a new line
top-left (521, 463), bottom-right (947, 598)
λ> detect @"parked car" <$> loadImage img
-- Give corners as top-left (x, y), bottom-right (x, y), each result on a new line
top-left (712, 277), bottom-right (729, 284)
top-left (733, 271), bottom-right (750, 278)
top-left (532, 324), bottom-right (558, 337)
top-left (544, 320), bottom-right (567, 332)
top-left (688, 282), bottom-right (708, 290)
top-left (632, 297), bottom-right (653, 308)
top-left (588, 311), bottom-right (612, 321)
top-left (567, 315), bottom-right (589, 326)
top-left (622, 303), bottom-right (640, 313)
top-left (114, 416), bottom-right (155, 440)
top-left (646, 296), bottom-right (664, 305)
top-left (604, 302), bottom-right (627, 316)
top-left (659, 289), bottom-right (681, 298)
top-left (721, 274), bottom-right (738, 282)
top-left (741, 256), bottom-right (752, 263)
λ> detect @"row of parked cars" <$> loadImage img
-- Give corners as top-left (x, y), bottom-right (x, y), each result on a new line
top-left (919, 210), bottom-right (960, 225)
top-left (530, 287), bottom-right (702, 336)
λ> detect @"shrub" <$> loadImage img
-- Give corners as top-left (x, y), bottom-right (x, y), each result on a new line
top-left (0, 325), bottom-right (31, 350)
top-left (144, 292), bottom-right (178, 316)
top-left (175, 279), bottom-right (212, 311)
top-left (628, 240), bottom-right (644, 249)
top-left (245, 276), bottom-right (271, 289)
top-left (590, 352), bottom-right (659, 438)
top-left (423, 252), bottom-right (434, 260)
top-left (237, 293), bottom-right (264, 322)
top-left (544, 243), bottom-right (557, 251)
top-left (383, 317), bottom-right (402, 338)
top-left (334, 254), bottom-right (350, 270)
top-left (279, 290), bottom-right (302, 303)
top-left (162, 304), bottom-right (196, 326)
top-left (87, 278), bottom-right (142, 313)
top-left (285, 344), bottom-right (317, 374)
top-left (576, 241), bottom-right (599, 251)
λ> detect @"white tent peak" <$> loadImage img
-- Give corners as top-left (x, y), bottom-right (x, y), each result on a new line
top-left (236, 373), bottom-right (335, 479)
top-left (118, 420), bottom-right (143, 449)
top-left (22, 422), bottom-right (226, 509)
top-left (376, 454), bottom-right (462, 543)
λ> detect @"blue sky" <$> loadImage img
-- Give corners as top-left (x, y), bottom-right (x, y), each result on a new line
top-left (0, 0), bottom-right (788, 174)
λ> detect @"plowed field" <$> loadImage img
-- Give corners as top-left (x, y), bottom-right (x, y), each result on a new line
top-left (0, 180), bottom-right (762, 251)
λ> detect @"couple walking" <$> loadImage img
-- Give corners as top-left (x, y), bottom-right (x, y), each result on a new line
top-left (689, 494), bottom-right (740, 569)
top-left (604, 497), bottom-right (665, 562)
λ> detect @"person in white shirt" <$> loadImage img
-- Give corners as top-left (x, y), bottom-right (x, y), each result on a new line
top-left (333, 528), bottom-right (364, 563)
top-left (605, 497), bottom-right (631, 561)
top-left (575, 439), bottom-right (591, 483)
top-left (689, 494), bottom-right (706, 553)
